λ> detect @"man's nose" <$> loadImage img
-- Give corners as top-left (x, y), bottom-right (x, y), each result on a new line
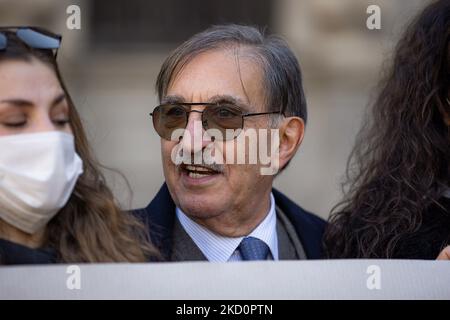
top-left (181, 110), bottom-right (211, 154)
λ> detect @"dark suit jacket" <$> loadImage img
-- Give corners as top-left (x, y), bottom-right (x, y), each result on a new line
top-left (133, 183), bottom-right (327, 261)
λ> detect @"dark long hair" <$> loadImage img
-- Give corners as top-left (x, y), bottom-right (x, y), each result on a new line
top-left (0, 31), bottom-right (159, 262)
top-left (324, 0), bottom-right (450, 258)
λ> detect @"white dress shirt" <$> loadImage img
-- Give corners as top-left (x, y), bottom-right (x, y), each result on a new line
top-left (176, 193), bottom-right (278, 262)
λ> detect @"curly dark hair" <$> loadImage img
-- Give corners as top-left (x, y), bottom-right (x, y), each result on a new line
top-left (324, 0), bottom-right (450, 258)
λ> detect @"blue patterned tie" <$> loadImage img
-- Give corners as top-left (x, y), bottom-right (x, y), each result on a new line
top-left (238, 237), bottom-right (270, 261)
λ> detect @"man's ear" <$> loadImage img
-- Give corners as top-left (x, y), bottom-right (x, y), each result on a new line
top-left (277, 117), bottom-right (305, 171)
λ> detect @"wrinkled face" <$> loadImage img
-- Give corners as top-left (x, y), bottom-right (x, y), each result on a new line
top-left (160, 48), bottom-right (275, 224)
top-left (0, 59), bottom-right (71, 137)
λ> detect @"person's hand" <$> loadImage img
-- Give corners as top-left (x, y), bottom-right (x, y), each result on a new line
top-left (436, 246), bottom-right (450, 260)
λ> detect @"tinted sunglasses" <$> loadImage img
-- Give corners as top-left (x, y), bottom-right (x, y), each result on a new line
top-left (0, 26), bottom-right (62, 57)
top-left (150, 103), bottom-right (282, 141)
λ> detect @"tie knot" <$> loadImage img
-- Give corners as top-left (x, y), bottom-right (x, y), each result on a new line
top-left (238, 237), bottom-right (269, 261)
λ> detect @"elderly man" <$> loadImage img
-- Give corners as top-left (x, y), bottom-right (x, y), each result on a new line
top-left (135, 24), bottom-right (326, 261)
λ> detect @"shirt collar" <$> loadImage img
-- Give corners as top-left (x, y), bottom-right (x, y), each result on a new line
top-left (176, 193), bottom-right (278, 262)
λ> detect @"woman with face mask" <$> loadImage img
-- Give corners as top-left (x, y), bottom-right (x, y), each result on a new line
top-left (0, 27), bottom-right (158, 264)
top-left (324, 0), bottom-right (450, 260)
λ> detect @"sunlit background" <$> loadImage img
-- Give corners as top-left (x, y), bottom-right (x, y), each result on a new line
top-left (0, 0), bottom-right (428, 218)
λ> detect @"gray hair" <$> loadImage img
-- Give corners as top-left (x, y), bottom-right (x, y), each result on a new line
top-left (155, 24), bottom-right (307, 125)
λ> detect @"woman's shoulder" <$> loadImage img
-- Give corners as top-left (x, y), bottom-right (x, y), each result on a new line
top-left (0, 238), bottom-right (56, 265)
top-left (393, 196), bottom-right (450, 259)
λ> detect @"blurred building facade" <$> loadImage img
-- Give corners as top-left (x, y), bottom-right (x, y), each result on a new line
top-left (0, 0), bottom-right (427, 218)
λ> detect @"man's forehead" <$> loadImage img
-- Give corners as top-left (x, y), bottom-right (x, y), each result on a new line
top-left (162, 94), bottom-right (245, 105)
top-left (165, 49), bottom-right (265, 110)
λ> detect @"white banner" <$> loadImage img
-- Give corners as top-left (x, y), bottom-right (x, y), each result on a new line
top-left (0, 260), bottom-right (449, 299)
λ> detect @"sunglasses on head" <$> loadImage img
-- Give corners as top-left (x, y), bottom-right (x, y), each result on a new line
top-left (150, 102), bottom-right (283, 141)
top-left (0, 26), bottom-right (62, 57)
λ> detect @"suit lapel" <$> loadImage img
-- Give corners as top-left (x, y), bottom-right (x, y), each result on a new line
top-left (276, 207), bottom-right (307, 260)
top-left (171, 218), bottom-right (208, 261)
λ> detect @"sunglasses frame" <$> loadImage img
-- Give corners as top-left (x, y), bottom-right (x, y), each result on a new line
top-left (150, 102), bottom-right (283, 141)
top-left (0, 26), bottom-right (62, 58)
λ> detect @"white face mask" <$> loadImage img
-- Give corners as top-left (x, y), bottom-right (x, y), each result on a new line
top-left (0, 131), bottom-right (83, 234)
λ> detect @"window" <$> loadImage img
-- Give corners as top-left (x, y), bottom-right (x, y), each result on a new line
top-left (90, 0), bottom-right (274, 50)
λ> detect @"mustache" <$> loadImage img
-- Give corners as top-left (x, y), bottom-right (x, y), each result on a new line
top-left (174, 146), bottom-right (225, 173)
top-left (178, 162), bottom-right (225, 173)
